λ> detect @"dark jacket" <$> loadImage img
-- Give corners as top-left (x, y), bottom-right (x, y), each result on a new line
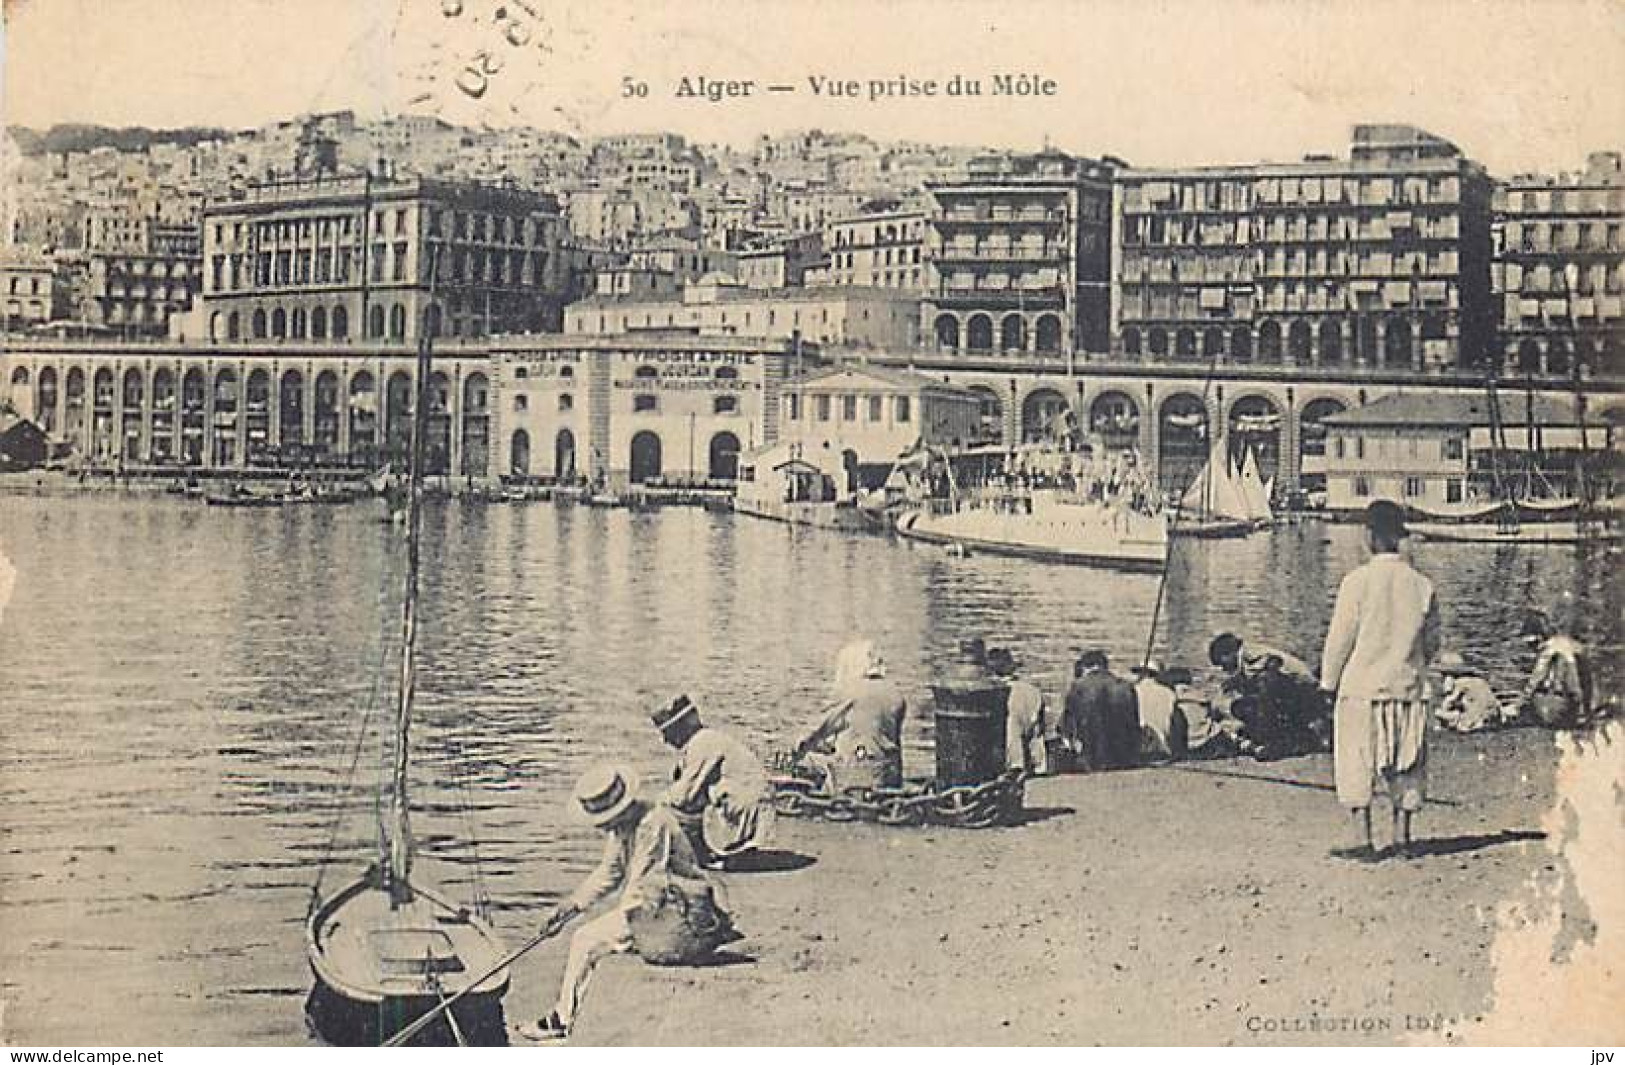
top-left (1063, 669), bottom-right (1141, 770)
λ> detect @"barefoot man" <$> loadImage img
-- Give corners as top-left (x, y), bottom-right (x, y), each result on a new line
top-left (1320, 500), bottom-right (1441, 861)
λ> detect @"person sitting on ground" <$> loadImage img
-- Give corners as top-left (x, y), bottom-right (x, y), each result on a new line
top-left (1517, 611), bottom-right (1594, 728)
top-left (654, 693), bottom-right (775, 870)
top-left (1433, 652), bottom-right (1507, 734)
top-left (1062, 649), bottom-right (1141, 771)
top-left (794, 639), bottom-right (907, 791)
top-left (1162, 666), bottom-right (1240, 759)
top-left (987, 646), bottom-right (1048, 775)
top-left (520, 764), bottom-right (739, 1041)
top-left (1131, 658), bottom-right (1185, 762)
top-left (1209, 632), bottom-right (1329, 759)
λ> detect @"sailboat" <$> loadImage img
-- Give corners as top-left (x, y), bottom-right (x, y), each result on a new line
top-left (1171, 440), bottom-right (1257, 538)
top-left (304, 286), bottom-right (512, 1046)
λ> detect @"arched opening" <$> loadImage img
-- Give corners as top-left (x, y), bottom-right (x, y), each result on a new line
top-left (331, 305), bottom-right (349, 339)
top-left (389, 303), bottom-right (407, 340)
top-left (510, 428), bottom-right (531, 477)
top-left (1000, 314), bottom-right (1026, 353)
top-left (1089, 390), bottom-right (1140, 453)
top-left (1230, 326), bottom-right (1253, 362)
top-left (63, 366), bottom-right (87, 448)
top-left (210, 312), bottom-right (224, 341)
top-left (934, 314), bottom-right (960, 351)
top-left (1384, 317), bottom-right (1412, 367)
top-left (1288, 321), bottom-right (1312, 362)
top-left (251, 309), bottom-right (267, 339)
top-left (150, 368), bottom-right (174, 461)
top-left (1034, 314), bottom-right (1062, 355)
top-left (1202, 327), bottom-right (1225, 359)
top-left (121, 366), bottom-right (144, 407)
top-left (1122, 327), bottom-right (1142, 356)
top-left (34, 366), bottom-right (58, 434)
top-left (212, 367), bottom-right (239, 466)
top-left (1148, 328), bottom-right (1169, 357)
top-left (368, 304), bottom-right (386, 339)
top-left (554, 428), bottom-right (576, 482)
top-left (1517, 338), bottom-right (1542, 377)
top-left (426, 370), bottom-right (451, 475)
top-left (279, 369), bottom-right (304, 447)
top-left (245, 368), bottom-right (271, 460)
top-left (1021, 387), bottom-right (1070, 444)
top-left (708, 430), bottom-right (741, 482)
top-left (290, 307), bottom-right (307, 340)
top-left (179, 367), bottom-right (205, 464)
top-left (1258, 321), bottom-right (1282, 362)
top-left (1227, 394), bottom-right (1282, 488)
top-left (1319, 319), bottom-right (1343, 363)
top-left (226, 311), bottom-right (241, 340)
top-left (385, 370), bottom-right (413, 461)
top-left (1356, 316), bottom-right (1379, 363)
top-left (314, 370), bottom-right (340, 452)
top-left (1157, 393), bottom-right (1208, 493)
top-left (967, 384), bottom-right (1003, 444)
top-left (311, 305), bottom-right (328, 339)
top-left (1297, 397), bottom-right (1347, 494)
top-left (348, 370), bottom-right (377, 455)
top-left (629, 430), bottom-right (662, 484)
top-left (120, 367), bottom-right (144, 461)
top-left (461, 372), bottom-right (490, 479)
top-left (966, 314), bottom-right (994, 353)
top-left (1175, 328), bottom-right (1197, 359)
top-left (270, 307), bottom-right (287, 339)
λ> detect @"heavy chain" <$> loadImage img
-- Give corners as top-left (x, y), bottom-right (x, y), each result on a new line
top-left (767, 757), bottom-right (1026, 829)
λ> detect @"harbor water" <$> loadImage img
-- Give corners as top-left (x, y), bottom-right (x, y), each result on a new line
top-left (0, 495), bottom-right (1617, 1044)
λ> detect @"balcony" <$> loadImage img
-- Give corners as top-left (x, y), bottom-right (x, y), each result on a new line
top-left (935, 245), bottom-right (1065, 263)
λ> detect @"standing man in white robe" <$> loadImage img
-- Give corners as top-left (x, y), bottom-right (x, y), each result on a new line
top-left (1321, 500), bottom-right (1442, 862)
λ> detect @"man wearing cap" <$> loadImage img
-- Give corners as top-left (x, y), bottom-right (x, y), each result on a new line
top-left (1321, 499), bottom-right (1442, 861)
top-left (1131, 659), bottom-right (1184, 762)
top-left (987, 647), bottom-right (1048, 775)
top-left (1208, 631), bottom-right (1327, 758)
top-left (654, 694), bottom-right (774, 869)
top-left (1061, 649), bottom-right (1141, 771)
top-left (520, 764), bottom-right (737, 1040)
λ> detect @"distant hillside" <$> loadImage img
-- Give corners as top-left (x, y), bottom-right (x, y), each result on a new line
top-left (8, 124), bottom-right (237, 156)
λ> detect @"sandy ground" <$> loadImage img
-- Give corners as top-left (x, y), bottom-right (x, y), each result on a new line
top-left (492, 725), bottom-right (1599, 1046)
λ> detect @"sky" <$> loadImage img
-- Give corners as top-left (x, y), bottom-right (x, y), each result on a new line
top-left (1, 0), bottom-right (1622, 174)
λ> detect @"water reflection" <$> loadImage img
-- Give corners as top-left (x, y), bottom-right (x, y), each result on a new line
top-left (0, 496), bottom-right (1616, 1044)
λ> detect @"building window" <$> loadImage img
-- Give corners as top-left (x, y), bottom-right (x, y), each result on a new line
top-left (1403, 476), bottom-right (1425, 498)
top-left (634, 394), bottom-right (658, 413)
top-left (514, 366), bottom-right (529, 380)
top-left (815, 395), bottom-right (831, 422)
top-left (1354, 436), bottom-right (1365, 460)
top-left (1446, 478), bottom-right (1464, 504)
top-left (868, 395), bottom-right (883, 422)
top-left (1443, 437), bottom-right (1463, 461)
top-left (513, 394), bottom-right (528, 412)
top-left (714, 395), bottom-right (738, 415)
top-left (558, 393), bottom-right (573, 411)
top-left (842, 395), bottom-right (857, 421)
top-left (1353, 475), bottom-right (1371, 498)
top-left (1332, 436), bottom-right (1345, 460)
top-left (896, 396), bottom-right (911, 423)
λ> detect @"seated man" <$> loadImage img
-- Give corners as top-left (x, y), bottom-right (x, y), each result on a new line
top-left (987, 647), bottom-right (1048, 775)
top-left (1433, 652), bottom-right (1507, 733)
top-left (1518, 612), bottom-right (1594, 728)
top-left (795, 640), bottom-right (907, 791)
top-left (520, 764), bottom-right (739, 1041)
top-left (1062, 650), bottom-right (1141, 771)
top-left (1162, 666), bottom-right (1239, 759)
top-left (653, 693), bottom-right (775, 869)
top-left (1130, 658), bottom-right (1184, 761)
top-left (1209, 632), bottom-right (1329, 758)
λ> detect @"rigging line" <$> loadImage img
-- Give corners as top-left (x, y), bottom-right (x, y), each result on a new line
top-left (1139, 342), bottom-right (1226, 670)
top-left (307, 626), bottom-right (395, 916)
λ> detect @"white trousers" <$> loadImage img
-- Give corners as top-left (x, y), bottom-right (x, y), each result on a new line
top-left (553, 909), bottom-right (634, 1026)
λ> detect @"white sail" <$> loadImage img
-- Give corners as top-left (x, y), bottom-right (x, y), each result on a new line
top-left (1181, 447), bottom-right (1253, 521)
top-left (1239, 448), bottom-right (1273, 523)
top-left (1179, 455), bottom-right (1213, 514)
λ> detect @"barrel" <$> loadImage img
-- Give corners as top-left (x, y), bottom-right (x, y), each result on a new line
top-left (930, 683), bottom-right (1010, 787)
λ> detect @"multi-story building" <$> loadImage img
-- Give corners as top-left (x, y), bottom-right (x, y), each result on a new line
top-left (564, 279), bottom-right (920, 351)
top-left (0, 250), bottom-right (63, 329)
top-left (825, 208), bottom-right (930, 292)
top-left (735, 232), bottom-right (825, 290)
top-left (200, 170), bottom-right (566, 343)
top-left (1493, 151), bottom-right (1625, 380)
top-left (924, 150), bottom-right (1114, 358)
top-left (80, 248), bottom-right (202, 337)
top-left (1113, 124), bottom-right (1496, 372)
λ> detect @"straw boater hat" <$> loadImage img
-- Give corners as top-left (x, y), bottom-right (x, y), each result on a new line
top-left (572, 764), bottom-right (640, 828)
top-left (1435, 651), bottom-right (1474, 676)
top-left (651, 693), bottom-right (699, 737)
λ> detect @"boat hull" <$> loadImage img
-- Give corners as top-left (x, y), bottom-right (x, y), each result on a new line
top-left (895, 506), bottom-right (1167, 572)
top-left (1169, 517), bottom-right (1256, 539)
top-left (305, 873), bottom-right (511, 1046)
top-left (1411, 520), bottom-right (1623, 545)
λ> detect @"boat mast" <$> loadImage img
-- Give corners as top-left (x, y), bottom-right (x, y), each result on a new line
top-left (387, 244), bottom-right (440, 906)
